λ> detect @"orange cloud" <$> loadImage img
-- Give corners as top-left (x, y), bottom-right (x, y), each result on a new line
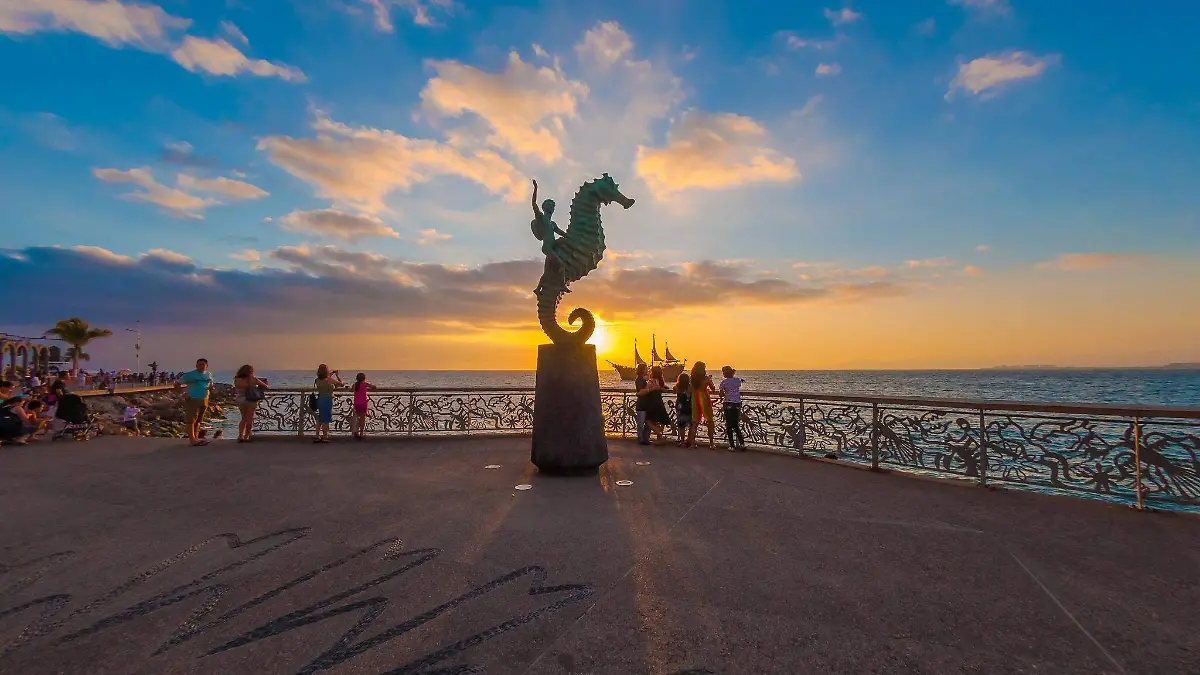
top-left (170, 36), bottom-right (305, 81)
top-left (635, 111), bottom-right (799, 199)
top-left (1037, 252), bottom-right (1147, 271)
top-left (420, 51), bottom-right (587, 163)
top-left (92, 167), bottom-right (217, 219)
top-left (257, 111), bottom-right (526, 213)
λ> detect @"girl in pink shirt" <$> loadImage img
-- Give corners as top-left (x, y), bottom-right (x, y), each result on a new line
top-left (352, 373), bottom-right (376, 440)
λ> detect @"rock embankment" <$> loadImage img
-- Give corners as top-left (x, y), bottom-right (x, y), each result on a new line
top-left (85, 384), bottom-right (236, 437)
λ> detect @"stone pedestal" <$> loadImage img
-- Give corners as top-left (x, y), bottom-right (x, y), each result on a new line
top-left (531, 343), bottom-right (608, 474)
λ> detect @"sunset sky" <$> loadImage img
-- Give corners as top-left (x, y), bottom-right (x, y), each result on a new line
top-left (1, 0), bottom-right (1198, 371)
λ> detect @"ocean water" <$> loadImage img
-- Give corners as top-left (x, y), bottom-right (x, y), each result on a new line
top-left (211, 368), bottom-right (1200, 407)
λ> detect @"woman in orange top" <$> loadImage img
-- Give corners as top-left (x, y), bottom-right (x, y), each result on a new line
top-left (687, 361), bottom-right (717, 449)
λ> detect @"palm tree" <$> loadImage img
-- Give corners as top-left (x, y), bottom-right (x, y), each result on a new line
top-left (46, 318), bottom-right (112, 372)
top-left (65, 346), bottom-right (91, 366)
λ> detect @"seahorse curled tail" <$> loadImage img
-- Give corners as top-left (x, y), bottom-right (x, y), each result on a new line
top-left (537, 285), bottom-right (594, 345)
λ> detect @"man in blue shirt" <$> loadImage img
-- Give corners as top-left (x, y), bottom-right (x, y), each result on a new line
top-left (176, 358), bottom-right (214, 446)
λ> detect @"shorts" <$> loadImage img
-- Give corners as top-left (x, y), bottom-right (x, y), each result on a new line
top-left (317, 397), bottom-right (334, 424)
top-left (676, 414), bottom-right (692, 429)
top-left (185, 397), bottom-right (208, 423)
top-left (354, 403), bottom-right (368, 416)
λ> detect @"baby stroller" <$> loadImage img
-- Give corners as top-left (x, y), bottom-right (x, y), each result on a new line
top-left (53, 394), bottom-right (99, 441)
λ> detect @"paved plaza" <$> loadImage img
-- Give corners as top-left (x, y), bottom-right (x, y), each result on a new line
top-left (0, 436), bottom-right (1195, 674)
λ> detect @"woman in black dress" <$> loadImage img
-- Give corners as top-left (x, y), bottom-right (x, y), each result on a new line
top-left (643, 365), bottom-right (673, 445)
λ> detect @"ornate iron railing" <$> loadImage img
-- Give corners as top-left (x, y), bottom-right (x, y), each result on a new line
top-left (252, 388), bottom-right (1200, 512)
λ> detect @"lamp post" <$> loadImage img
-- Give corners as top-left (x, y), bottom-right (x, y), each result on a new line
top-left (126, 321), bottom-right (141, 378)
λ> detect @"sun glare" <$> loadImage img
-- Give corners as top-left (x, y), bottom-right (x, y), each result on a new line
top-left (590, 320), bottom-right (612, 355)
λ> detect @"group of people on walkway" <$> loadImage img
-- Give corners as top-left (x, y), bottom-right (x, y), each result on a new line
top-left (174, 359), bottom-right (378, 446)
top-left (170, 358), bottom-right (746, 449)
top-left (634, 361), bottom-right (746, 450)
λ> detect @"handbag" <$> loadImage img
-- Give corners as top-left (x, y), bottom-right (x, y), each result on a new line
top-left (245, 385), bottom-right (265, 402)
top-left (308, 392), bottom-right (318, 413)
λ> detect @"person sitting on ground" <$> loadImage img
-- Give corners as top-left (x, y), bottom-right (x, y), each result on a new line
top-left (1, 396), bottom-right (44, 444)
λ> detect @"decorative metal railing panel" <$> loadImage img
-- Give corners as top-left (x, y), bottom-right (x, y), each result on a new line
top-left (251, 388), bottom-right (1200, 512)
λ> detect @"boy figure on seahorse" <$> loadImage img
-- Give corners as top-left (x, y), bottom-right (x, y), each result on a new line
top-left (531, 179), bottom-right (570, 296)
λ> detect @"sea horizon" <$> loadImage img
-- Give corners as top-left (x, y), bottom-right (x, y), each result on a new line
top-left (205, 367), bottom-right (1200, 408)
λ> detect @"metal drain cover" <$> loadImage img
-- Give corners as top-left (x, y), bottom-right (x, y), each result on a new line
top-left (484, 464), bottom-right (501, 469)
top-left (615, 480), bottom-right (633, 486)
top-left (514, 484), bottom-right (532, 490)
top-left (634, 461), bottom-right (651, 466)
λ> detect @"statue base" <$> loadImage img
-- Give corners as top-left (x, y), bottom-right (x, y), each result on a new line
top-left (531, 343), bottom-right (608, 474)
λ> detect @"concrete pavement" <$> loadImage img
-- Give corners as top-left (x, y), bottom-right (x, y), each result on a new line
top-left (0, 436), bottom-right (1195, 674)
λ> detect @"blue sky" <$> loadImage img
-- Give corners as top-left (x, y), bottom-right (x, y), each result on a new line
top-left (1, 0), bottom-right (1198, 369)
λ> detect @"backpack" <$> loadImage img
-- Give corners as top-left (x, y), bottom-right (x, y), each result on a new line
top-left (0, 409), bottom-right (23, 440)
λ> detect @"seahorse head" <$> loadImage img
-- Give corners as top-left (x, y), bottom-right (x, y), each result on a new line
top-left (588, 173), bottom-right (635, 209)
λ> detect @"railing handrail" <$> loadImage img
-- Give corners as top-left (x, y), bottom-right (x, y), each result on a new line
top-left (254, 386), bottom-right (1200, 419)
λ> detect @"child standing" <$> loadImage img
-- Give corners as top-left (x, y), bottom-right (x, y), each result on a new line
top-left (352, 373), bottom-right (375, 440)
top-left (674, 373), bottom-right (691, 446)
top-left (720, 366), bottom-right (746, 451)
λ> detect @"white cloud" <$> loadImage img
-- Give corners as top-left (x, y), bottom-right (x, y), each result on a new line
top-left (0, 0), bottom-right (190, 49)
top-left (0, 2), bottom-right (304, 82)
top-left (279, 208), bottom-right (400, 242)
top-left (92, 166), bottom-right (217, 219)
top-left (781, 32), bottom-right (842, 51)
top-left (914, 18), bottom-right (936, 36)
top-left (360, 0), bottom-right (454, 31)
top-left (976, 244), bottom-right (991, 253)
top-left (792, 95), bottom-right (825, 119)
top-left (815, 62), bottom-right (842, 77)
top-left (93, 166), bottom-right (266, 217)
top-left (947, 51), bottom-right (1058, 100)
top-left (824, 7), bottom-right (863, 26)
top-left (170, 36), bottom-right (305, 81)
top-left (558, 22), bottom-right (684, 177)
top-left (165, 140), bottom-right (193, 155)
top-left (416, 228), bottom-right (452, 245)
top-left (635, 110), bottom-right (799, 199)
top-left (219, 19), bottom-right (247, 45)
top-left (176, 174), bottom-right (268, 201)
top-left (230, 249), bottom-right (261, 262)
top-left (258, 111), bottom-right (526, 213)
top-left (420, 51), bottom-right (588, 163)
top-left (948, 0), bottom-right (1012, 15)
top-left (575, 20), bottom-right (633, 69)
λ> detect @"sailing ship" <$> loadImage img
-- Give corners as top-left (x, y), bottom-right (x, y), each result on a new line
top-left (608, 335), bottom-right (687, 382)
